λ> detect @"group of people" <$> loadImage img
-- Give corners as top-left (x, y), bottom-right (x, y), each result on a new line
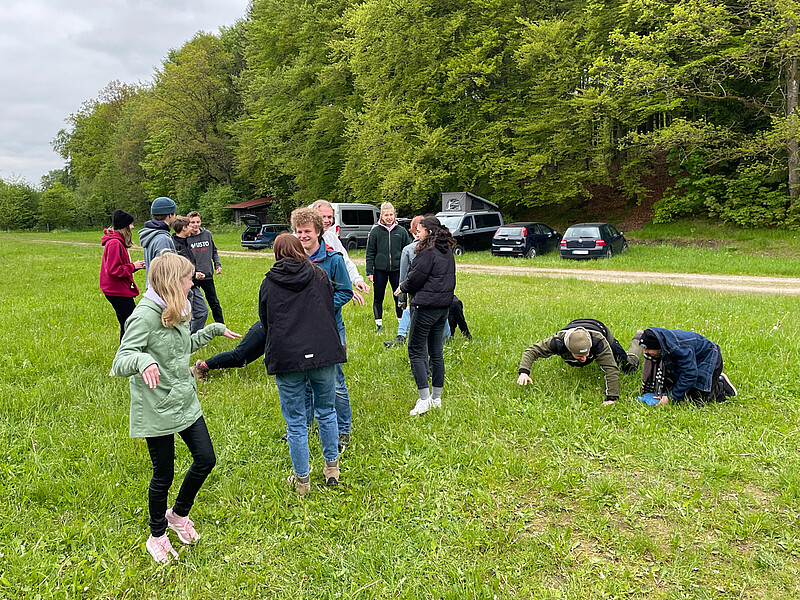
top-left (99, 196), bottom-right (736, 564)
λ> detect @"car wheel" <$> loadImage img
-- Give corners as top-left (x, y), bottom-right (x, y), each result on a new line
top-left (605, 247), bottom-right (612, 259)
top-left (346, 239), bottom-right (358, 252)
top-left (266, 240), bottom-right (275, 250)
top-left (622, 242), bottom-right (629, 253)
top-left (453, 244), bottom-right (465, 256)
top-left (525, 246), bottom-right (537, 259)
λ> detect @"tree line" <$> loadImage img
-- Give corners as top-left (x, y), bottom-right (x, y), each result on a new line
top-left (3, 0), bottom-right (800, 230)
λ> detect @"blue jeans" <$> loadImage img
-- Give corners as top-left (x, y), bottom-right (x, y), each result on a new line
top-left (189, 287), bottom-right (209, 334)
top-left (399, 307), bottom-right (450, 340)
top-left (305, 328), bottom-right (351, 433)
top-left (276, 366), bottom-right (338, 477)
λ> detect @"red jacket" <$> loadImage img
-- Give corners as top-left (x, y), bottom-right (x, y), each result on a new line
top-left (100, 229), bottom-right (140, 297)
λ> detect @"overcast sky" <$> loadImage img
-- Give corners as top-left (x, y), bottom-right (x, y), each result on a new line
top-left (0, 0), bottom-right (251, 186)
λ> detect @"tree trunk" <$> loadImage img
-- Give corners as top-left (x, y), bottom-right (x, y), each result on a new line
top-left (787, 21), bottom-right (799, 201)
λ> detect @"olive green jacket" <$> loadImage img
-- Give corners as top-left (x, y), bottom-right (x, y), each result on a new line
top-left (112, 297), bottom-right (226, 438)
top-left (518, 329), bottom-right (620, 397)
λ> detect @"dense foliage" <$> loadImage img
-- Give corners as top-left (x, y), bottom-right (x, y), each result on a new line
top-left (5, 0), bottom-right (800, 228)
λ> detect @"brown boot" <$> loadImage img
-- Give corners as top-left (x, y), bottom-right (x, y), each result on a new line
top-left (323, 460), bottom-right (340, 487)
top-left (287, 474), bottom-right (311, 496)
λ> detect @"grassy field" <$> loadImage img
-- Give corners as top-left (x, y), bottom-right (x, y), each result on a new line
top-left (2, 234), bottom-right (800, 598)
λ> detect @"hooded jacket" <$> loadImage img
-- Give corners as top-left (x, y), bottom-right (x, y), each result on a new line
top-left (258, 258), bottom-right (346, 375)
top-left (138, 220), bottom-right (175, 272)
top-left (646, 327), bottom-right (721, 401)
top-left (307, 243), bottom-right (353, 330)
top-left (187, 228), bottom-right (221, 278)
top-left (100, 229), bottom-right (139, 297)
top-left (399, 237), bottom-right (456, 309)
top-left (112, 297), bottom-right (226, 437)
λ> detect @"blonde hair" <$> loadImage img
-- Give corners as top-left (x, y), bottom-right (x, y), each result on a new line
top-left (380, 202), bottom-right (395, 214)
top-left (115, 225), bottom-right (133, 248)
top-left (147, 252), bottom-right (193, 328)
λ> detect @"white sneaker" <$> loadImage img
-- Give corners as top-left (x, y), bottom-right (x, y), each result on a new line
top-left (108, 368), bottom-right (116, 376)
top-left (409, 398), bottom-right (431, 416)
top-left (431, 397), bottom-right (441, 409)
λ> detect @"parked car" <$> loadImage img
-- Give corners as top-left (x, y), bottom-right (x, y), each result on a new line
top-left (492, 222), bottom-right (561, 258)
top-left (559, 222), bottom-right (628, 259)
top-left (240, 215), bottom-right (290, 249)
top-left (436, 210), bottom-right (504, 255)
top-left (329, 203), bottom-right (380, 250)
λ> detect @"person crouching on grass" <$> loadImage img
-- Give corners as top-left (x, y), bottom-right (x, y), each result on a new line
top-left (112, 252), bottom-right (241, 564)
top-left (259, 234), bottom-right (346, 495)
top-left (639, 327), bottom-right (737, 406)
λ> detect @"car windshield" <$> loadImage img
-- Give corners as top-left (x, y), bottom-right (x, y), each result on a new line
top-left (495, 227), bottom-right (524, 236)
top-left (565, 226), bottom-right (600, 238)
top-left (438, 215), bottom-right (463, 233)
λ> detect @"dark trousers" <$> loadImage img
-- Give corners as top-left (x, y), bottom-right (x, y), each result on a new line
top-left (408, 306), bottom-right (448, 389)
top-left (145, 416), bottom-right (216, 537)
top-left (196, 278), bottom-right (224, 323)
top-left (206, 321), bottom-right (266, 370)
top-left (643, 352), bottom-right (726, 404)
top-left (372, 269), bottom-right (402, 320)
top-left (105, 295), bottom-right (136, 341)
top-left (447, 296), bottom-right (471, 338)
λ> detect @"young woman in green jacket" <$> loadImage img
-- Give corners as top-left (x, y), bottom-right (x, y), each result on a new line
top-left (113, 252), bottom-right (240, 563)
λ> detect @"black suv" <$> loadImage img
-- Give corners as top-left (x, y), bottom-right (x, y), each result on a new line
top-left (492, 222), bottom-right (561, 258)
top-left (436, 210), bottom-right (504, 255)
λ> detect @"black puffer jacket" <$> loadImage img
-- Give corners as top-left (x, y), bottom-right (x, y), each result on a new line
top-left (258, 258), bottom-right (346, 375)
top-left (399, 237), bottom-right (456, 308)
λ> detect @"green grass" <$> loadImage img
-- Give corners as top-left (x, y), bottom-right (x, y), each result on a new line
top-left (2, 234), bottom-right (800, 598)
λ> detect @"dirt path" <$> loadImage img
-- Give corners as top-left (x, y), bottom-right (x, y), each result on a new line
top-left (31, 239), bottom-right (800, 295)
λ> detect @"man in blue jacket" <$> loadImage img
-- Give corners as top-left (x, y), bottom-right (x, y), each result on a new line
top-left (640, 328), bottom-right (737, 406)
top-left (291, 208), bottom-right (354, 450)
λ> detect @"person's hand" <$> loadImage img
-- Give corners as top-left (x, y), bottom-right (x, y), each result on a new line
top-left (352, 290), bottom-right (365, 306)
top-left (367, 274), bottom-right (374, 283)
top-left (216, 266), bottom-right (222, 275)
top-left (602, 399), bottom-right (616, 406)
top-left (393, 287), bottom-right (402, 297)
top-left (655, 395), bottom-right (670, 407)
top-left (517, 373), bottom-right (533, 386)
top-left (142, 363), bottom-right (160, 389)
top-left (222, 328), bottom-right (242, 339)
top-left (356, 280), bottom-right (370, 294)
top-left (133, 259), bottom-right (145, 270)
top-left (195, 271), bottom-right (205, 280)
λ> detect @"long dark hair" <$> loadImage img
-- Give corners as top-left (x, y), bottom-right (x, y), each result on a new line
top-left (415, 216), bottom-right (456, 253)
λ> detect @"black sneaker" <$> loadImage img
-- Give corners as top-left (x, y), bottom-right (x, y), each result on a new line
top-left (720, 373), bottom-right (737, 397)
top-left (383, 335), bottom-right (405, 348)
top-left (376, 324), bottom-right (383, 334)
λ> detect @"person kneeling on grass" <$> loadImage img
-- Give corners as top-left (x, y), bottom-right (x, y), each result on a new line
top-left (259, 234), bottom-right (345, 495)
top-left (639, 327), bottom-right (737, 406)
top-left (112, 252), bottom-right (240, 564)
top-left (517, 318), bottom-right (643, 406)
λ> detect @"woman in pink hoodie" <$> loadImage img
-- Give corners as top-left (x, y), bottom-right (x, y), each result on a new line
top-left (100, 210), bottom-right (146, 341)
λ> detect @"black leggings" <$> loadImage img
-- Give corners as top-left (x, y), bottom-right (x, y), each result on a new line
top-left (372, 269), bottom-right (402, 320)
top-left (105, 295), bottom-right (136, 341)
top-left (206, 321), bottom-right (265, 370)
top-left (145, 416), bottom-right (216, 537)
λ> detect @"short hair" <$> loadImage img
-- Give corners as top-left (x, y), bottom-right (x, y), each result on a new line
top-left (290, 207), bottom-right (323, 235)
top-left (172, 216), bottom-right (190, 234)
top-left (147, 252), bottom-right (194, 328)
top-left (311, 199), bottom-right (333, 212)
top-left (152, 214), bottom-right (174, 221)
top-left (187, 211), bottom-right (201, 219)
top-left (409, 215), bottom-right (424, 235)
top-left (273, 233), bottom-right (307, 262)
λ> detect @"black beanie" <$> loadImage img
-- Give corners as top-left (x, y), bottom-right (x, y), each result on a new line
top-left (640, 328), bottom-right (660, 350)
top-left (112, 209), bottom-right (134, 229)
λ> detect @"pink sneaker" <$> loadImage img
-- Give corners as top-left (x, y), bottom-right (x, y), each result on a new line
top-left (146, 533), bottom-right (178, 563)
top-left (165, 508), bottom-right (200, 544)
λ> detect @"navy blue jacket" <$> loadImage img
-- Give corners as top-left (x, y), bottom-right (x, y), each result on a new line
top-left (648, 328), bottom-right (721, 401)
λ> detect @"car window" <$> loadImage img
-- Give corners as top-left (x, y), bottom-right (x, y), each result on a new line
top-left (565, 226), bottom-right (600, 238)
top-left (341, 208), bottom-right (375, 226)
top-left (607, 225), bottom-right (619, 237)
top-left (439, 215), bottom-right (463, 233)
top-left (530, 224), bottom-right (544, 235)
top-left (496, 226), bottom-right (524, 236)
top-left (461, 216), bottom-right (474, 230)
top-left (475, 213), bottom-right (501, 228)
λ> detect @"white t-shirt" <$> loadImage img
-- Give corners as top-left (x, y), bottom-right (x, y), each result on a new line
top-left (323, 228), bottom-right (363, 286)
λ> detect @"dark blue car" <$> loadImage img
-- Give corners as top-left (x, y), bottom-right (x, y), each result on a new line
top-left (491, 222), bottom-right (562, 258)
top-left (240, 215), bottom-right (290, 249)
top-left (559, 222), bottom-right (628, 259)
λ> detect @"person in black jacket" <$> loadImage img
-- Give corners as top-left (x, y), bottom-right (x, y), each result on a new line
top-left (259, 234), bottom-right (346, 494)
top-left (172, 216), bottom-right (209, 334)
top-left (395, 216), bottom-right (456, 416)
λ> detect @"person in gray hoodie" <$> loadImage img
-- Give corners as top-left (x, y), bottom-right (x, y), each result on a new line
top-left (186, 211), bottom-right (224, 325)
top-left (138, 196), bottom-right (178, 279)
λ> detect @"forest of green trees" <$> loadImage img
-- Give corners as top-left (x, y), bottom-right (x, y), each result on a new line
top-left (3, 0), bottom-right (800, 229)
